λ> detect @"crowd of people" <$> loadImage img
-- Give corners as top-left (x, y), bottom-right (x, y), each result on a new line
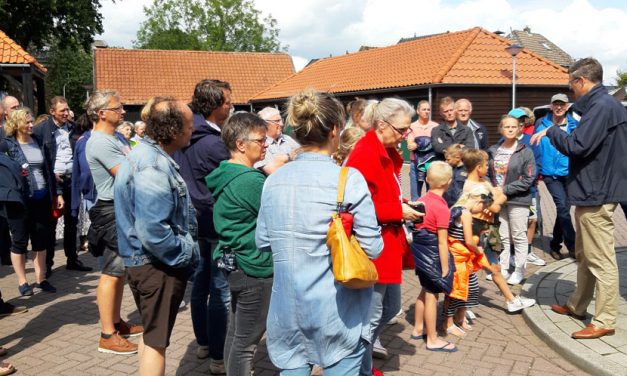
top-left (0, 57), bottom-right (625, 376)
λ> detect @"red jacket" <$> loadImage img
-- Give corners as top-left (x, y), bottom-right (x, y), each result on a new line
top-left (346, 130), bottom-right (408, 284)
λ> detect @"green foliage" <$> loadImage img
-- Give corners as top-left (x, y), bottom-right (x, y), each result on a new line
top-left (0, 0), bottom-right (106, 52)
top-left (134, 0), bottom-right (284, 52)
top-left (616, 68), bottom-right (627, 89)
top-left (43, 44), bottom-right (93, 112)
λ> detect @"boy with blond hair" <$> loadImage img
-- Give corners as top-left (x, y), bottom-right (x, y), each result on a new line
top-left (411, 161), bottom-right (457, 352)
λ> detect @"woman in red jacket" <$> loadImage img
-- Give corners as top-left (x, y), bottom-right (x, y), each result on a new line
top-left (346, 98), bottom-right (422, 376)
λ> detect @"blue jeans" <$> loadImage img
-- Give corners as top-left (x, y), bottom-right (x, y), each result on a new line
top-left (190, 238), bottom-right (230, 360)
top-left (543, 176), bottom-right (576, 252)
top-left (282, 339), bottom-right (366, 376)
top-left (409, 163), bottom-right (427, 201)
top-left (360, 283), bottom-right (401, 376)
top-left (224, 270), bottom-right (272, 376)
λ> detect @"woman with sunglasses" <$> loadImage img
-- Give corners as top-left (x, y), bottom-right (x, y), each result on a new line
top-left (345, 98), bottom-right (423, 376)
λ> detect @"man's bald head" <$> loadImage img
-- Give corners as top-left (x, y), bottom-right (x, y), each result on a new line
top-left (2, 96), bottom-right (20, 115)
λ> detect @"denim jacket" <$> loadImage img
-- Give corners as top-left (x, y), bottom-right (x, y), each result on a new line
top-left (114, 137), bottom-right (199, 268)
top-left (256, 152), bottom-right (383, 369)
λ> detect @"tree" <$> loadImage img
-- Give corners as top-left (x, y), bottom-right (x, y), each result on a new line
top-left (0, 0), bottom-right (106, 52)
top-left (43, 43), bottom-right (94, 112)
top-left (616, 68), bottom-right (627, 89)
top-left (134, 0), bottom-right (284, 52)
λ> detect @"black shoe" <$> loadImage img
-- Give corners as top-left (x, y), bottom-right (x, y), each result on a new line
top-left (66, 259), bottom-right (93, 272)
top-left (0, 301), bottom-right (28, 317)
top-left (18, 283), bottom-right (33, 296)
top-left (549, 250), bottom-right (564, 260)
top-left (34, 280), bottom-right (57, 293)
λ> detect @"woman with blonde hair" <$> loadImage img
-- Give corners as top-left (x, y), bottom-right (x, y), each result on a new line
top-left (257, 89), bottom-right (383, 375)
top-left (3, 108), bottom-right (59, 296)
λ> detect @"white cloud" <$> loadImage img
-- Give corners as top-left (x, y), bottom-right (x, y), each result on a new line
top-left (97, 0), bottom-right (627, 82)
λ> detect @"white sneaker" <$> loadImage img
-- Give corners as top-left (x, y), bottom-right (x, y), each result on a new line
top-left (387, 308), bottom-right (403, 325)
top-left (506, 296), bottom-right (536, 313)
top-left (465, 309), bottom-right (477, 320)
top-left (501, 269), bottom-right (511, 280)
top-left (486, 273), bottom-right (493, 281)
top-left (196, 345), bottom-right (209, 359)
top-left (526, 252), bottom-right (546, 266)
top-left (507, 269), bottom-right (524, 285)
top-left (372, 338), bottom-right (388, 359)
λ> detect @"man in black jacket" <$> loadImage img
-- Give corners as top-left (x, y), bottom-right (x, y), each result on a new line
top-left (431, 96), bottom-right (475, 160)
top-left (33, 96), bottom-right (92, 275)
top-left (173, 79), bottom-right (231, 374)
top-left (532, 57), bottom-right (627, 340)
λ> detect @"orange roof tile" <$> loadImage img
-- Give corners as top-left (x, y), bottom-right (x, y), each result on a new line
top-left (252, 27), bottom-right (568, 101)
top-left (94, 48), bottom-right (295, 105)
top-left (0, 30), bottom-right (47, 73)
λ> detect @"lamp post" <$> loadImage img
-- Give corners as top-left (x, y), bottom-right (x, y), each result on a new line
top-left (506, 44), bottom-right (523, 109)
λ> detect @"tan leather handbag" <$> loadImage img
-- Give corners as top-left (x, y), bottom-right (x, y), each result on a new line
top-left (326, 167), bottom-right (378, 289)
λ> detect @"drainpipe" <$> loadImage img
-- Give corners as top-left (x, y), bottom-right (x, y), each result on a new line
top-left (428, 87), bottom-right (433, 121)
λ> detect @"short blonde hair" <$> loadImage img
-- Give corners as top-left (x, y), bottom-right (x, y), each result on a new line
top-left (5, 107), bottom-right (32, 137)
top-left (444, 143), bottom-right (464, 158)
top-left (333, 127), bottom-right (365, 165)
top-left (426, 161), bottom-right (452, 188)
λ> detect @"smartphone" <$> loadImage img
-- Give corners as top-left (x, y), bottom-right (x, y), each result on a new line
top-left (408, 202), bottom-right (426, 224)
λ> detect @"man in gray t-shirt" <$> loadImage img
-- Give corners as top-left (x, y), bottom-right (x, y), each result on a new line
top-left (86, 131), bottom-right (129, 201)
top-left (84, 90), bottom-right (143, 355)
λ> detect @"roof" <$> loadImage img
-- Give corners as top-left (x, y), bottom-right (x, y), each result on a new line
top-left (94, 48), bottom-right (295, 105)
top-left (0, 30), bottom-right (47, 73)
top-left (507, 27), bottom-right (573, 67)
top-left (251, 27), bottom-right (569, 102)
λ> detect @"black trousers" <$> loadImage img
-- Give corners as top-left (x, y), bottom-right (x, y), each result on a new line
top-left (0, 216), bottom-right (11, 265)
top-left (47, 176), bottom-right (77, 267)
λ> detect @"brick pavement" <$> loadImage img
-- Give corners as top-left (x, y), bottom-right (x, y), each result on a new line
top-left (0, 180), bottom-right (625, 375)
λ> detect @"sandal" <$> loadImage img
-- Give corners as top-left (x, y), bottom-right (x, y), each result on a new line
top-left (0, 362), bottom-right (15, 376)
top-left (446, 323), bottom-right (466, 338)
top-left (426, 342), bottom-right (458, 353)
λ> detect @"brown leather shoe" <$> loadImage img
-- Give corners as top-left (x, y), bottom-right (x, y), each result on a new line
top-left (98, 331), bottom-right (138, 355)
top-left (572, 324), bottom-right (615, 339)
top-left (551, 304), bottom-right (586, 320)
top-left (117, 319), bottom-right (144, 338)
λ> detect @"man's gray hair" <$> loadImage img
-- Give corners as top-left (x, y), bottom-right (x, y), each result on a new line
top-left (85, 89), bottom-right (120, 122)
top-left (363, 98), bottom-right (415, 128)
top-left (455, 98), bottom-right (473, 112)
top-left (134, 120), bottom-right (146, 130)
top-left (257, 107), bottom-right (280, 121)
top-left (569, 57), bottom-right (603, 84)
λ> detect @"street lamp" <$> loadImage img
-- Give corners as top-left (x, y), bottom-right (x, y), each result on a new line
top-left (506, 44), bottom-right (523, 109)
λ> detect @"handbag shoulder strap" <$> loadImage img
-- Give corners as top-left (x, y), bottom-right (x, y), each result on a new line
top-left (336, 167), bottom-right (349, 207)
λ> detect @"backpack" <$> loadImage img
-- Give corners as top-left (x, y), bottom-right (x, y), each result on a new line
top-left (0, 153), bottom-right (28, 205)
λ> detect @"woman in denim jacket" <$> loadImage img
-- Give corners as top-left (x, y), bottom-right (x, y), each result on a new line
top-left (3, 108), bottom-right (58, 296)
top-left (256, 89), bottom-right (383, 375)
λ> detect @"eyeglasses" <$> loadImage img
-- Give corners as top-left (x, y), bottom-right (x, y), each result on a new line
top-left (266, 119), bottom-right (283, 125)
top-left (102, 105), bottom-right (124, 114)
top-left (568, 77), bottom-right (582, 89)
top-left (246, 137), bottom-right (266, 146)
top-left (382, 120), bottom-right (410, 136)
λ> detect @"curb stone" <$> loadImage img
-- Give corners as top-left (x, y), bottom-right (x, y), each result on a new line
top-left (522, 248), bottom-right (627, 376)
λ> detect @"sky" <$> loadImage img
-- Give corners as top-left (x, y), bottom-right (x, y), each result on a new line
top-left (97, 0), bottom-right (627, 84)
